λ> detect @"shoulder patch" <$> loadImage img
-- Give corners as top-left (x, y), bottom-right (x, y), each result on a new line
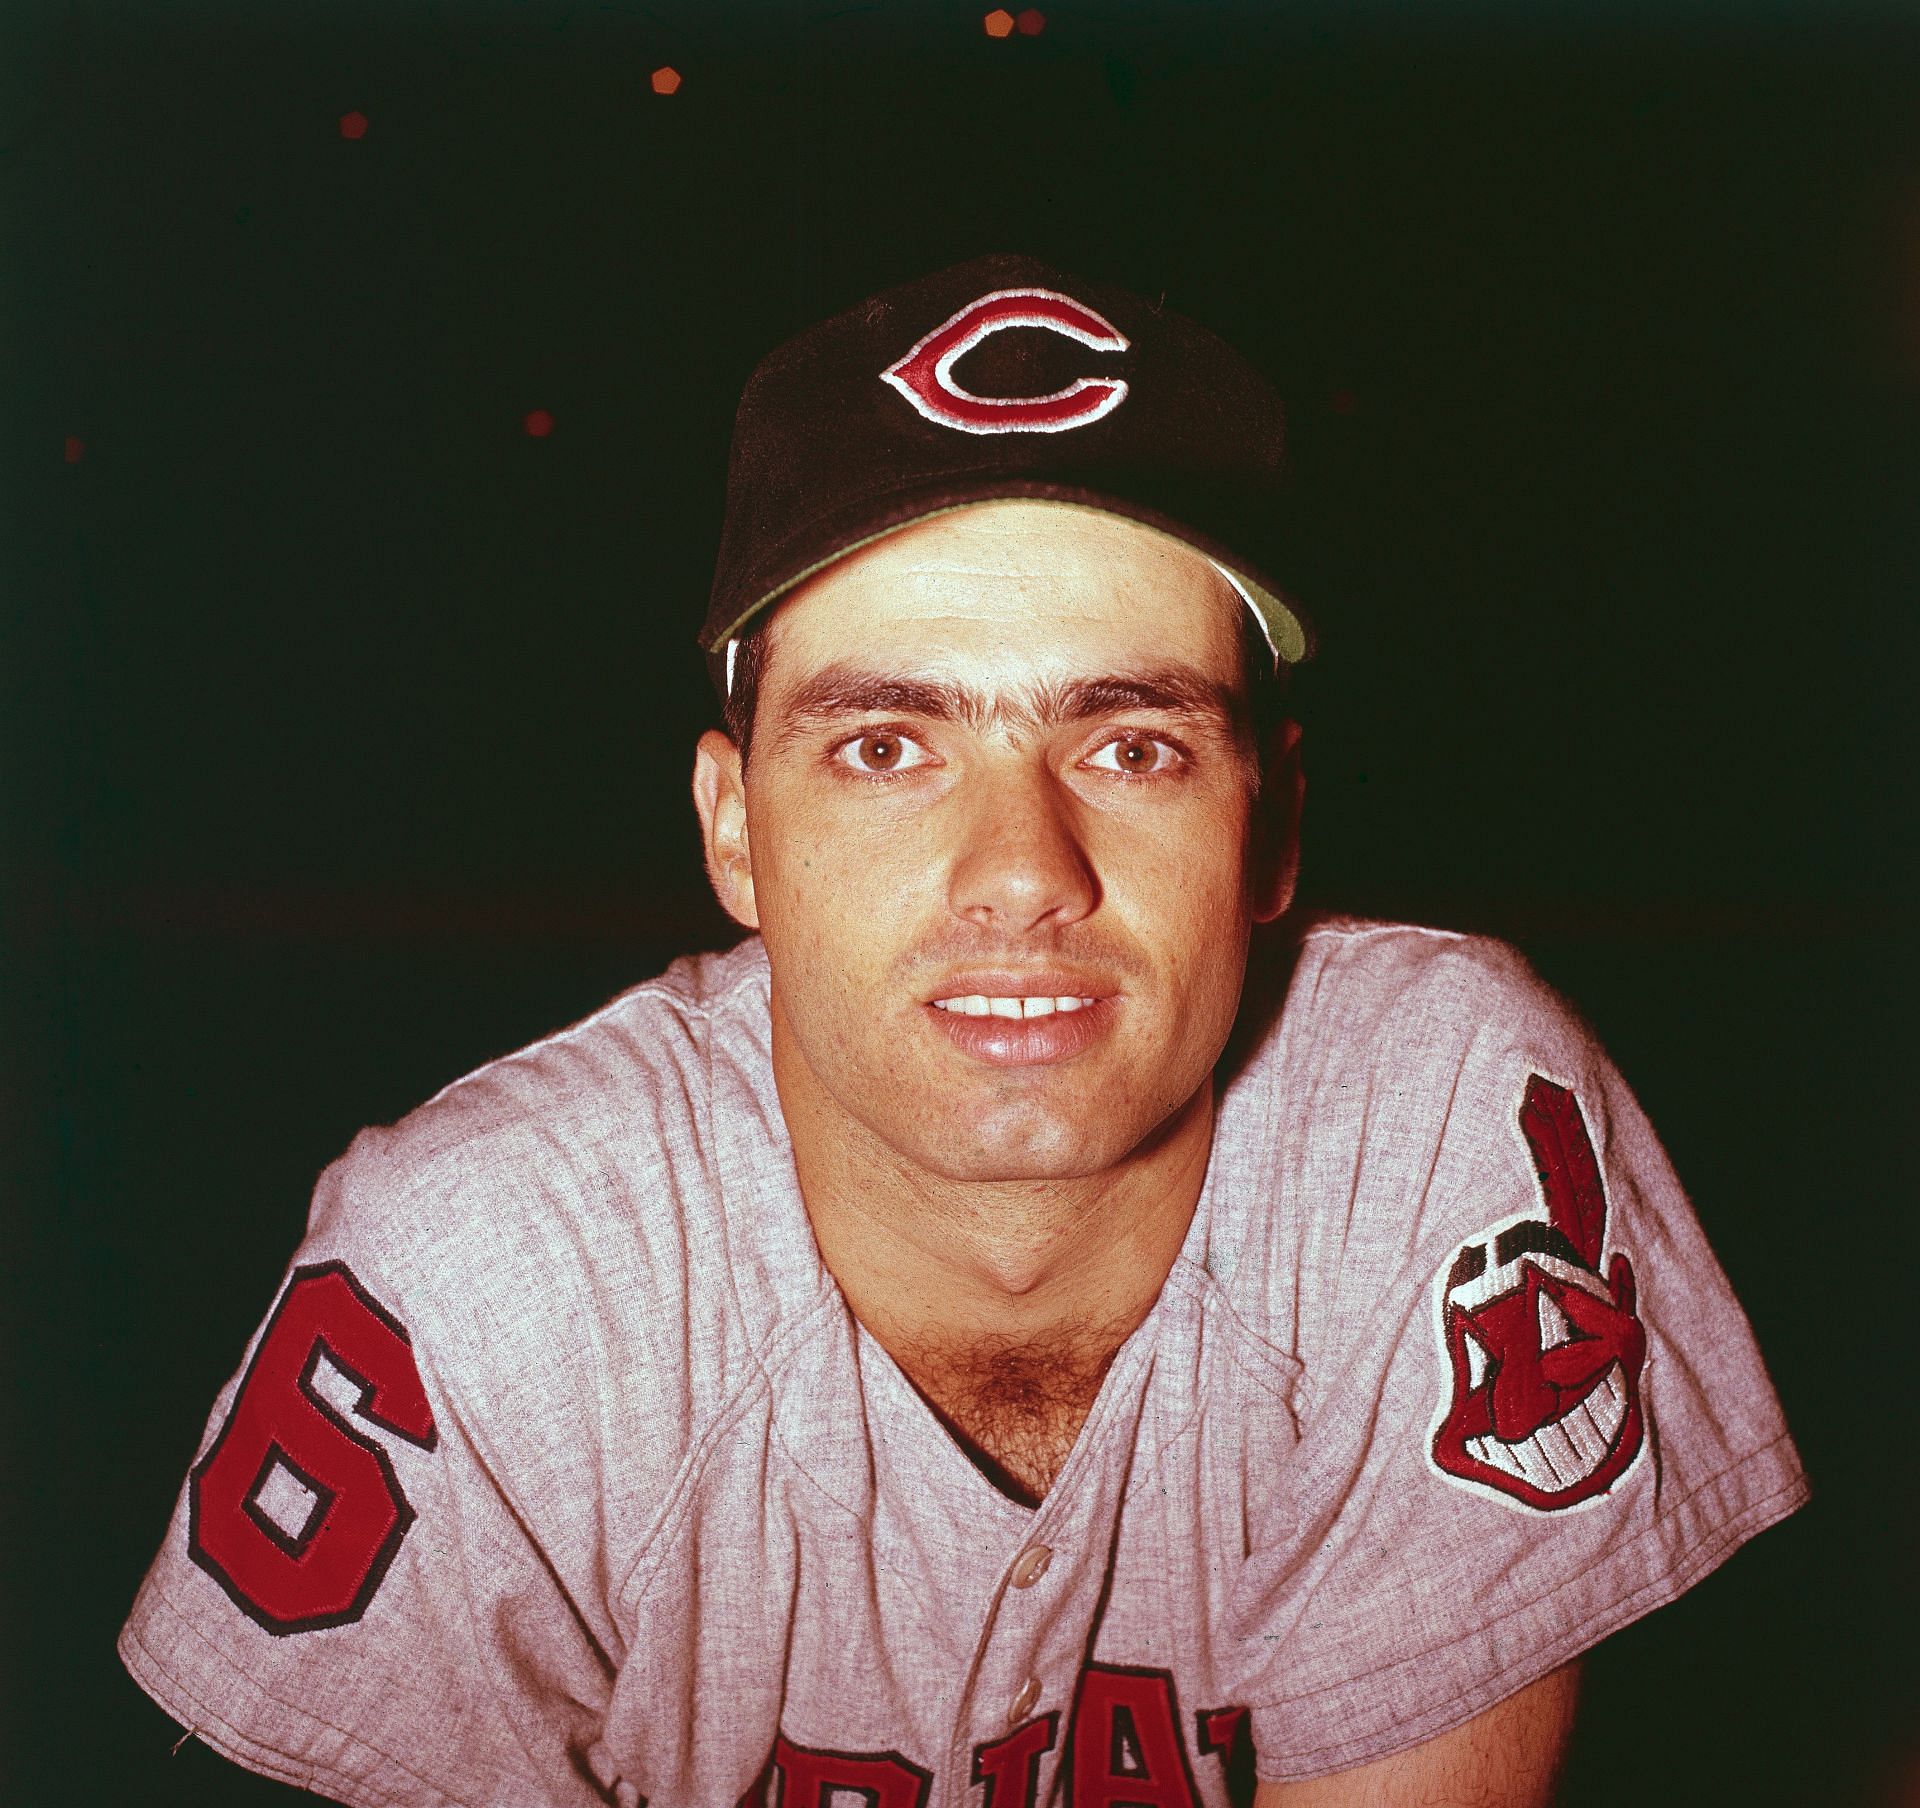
top-left (189, 1261), bottom-right (437, 1634)
top-left (1427, 1075), bottom-right (1648, 1512)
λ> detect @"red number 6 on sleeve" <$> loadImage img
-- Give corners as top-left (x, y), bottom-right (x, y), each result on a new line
top-left (189, 1261), bottom-right (438, 1636)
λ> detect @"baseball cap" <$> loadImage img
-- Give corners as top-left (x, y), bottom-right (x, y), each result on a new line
top-left (701, 253), bottom-right (1316, 694)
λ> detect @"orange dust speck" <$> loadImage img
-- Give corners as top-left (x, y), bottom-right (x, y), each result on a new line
top-left (64, 435), bottom-right (85, 464)
top-left (983, 10), bottom-right (1015, 38)
top-left (338, 111), bottom-right (369, 141)
top-left (523, 409), bottom-right (555, 438)
top-left (1331, 389), bottom-right (1358, 416)
top-left (1016, 7), bottom-right (1046, 34)
top-left (651, 66), bottom-right (681, 95)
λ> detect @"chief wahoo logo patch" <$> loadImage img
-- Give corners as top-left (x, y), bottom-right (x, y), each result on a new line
top-left (1428, 1075), bottom-right (1648, 1511)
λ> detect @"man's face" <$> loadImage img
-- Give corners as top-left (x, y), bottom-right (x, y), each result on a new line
top-left (694, 501), bottom-right (1297, 1186)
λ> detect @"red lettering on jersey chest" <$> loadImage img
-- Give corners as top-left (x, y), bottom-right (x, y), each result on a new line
top-left (755, 1674), bottom-right (1252, 1806)
top-left (1065, 1664), bottom-right (1204, 1806)
top-left (769, 1734), bottom-right (932, 1808)
top-left (973, 1711), bottom-right (1059, 1808)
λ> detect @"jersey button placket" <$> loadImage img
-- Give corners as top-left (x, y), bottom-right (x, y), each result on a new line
top-left (947, 1538), bottom-right (1059, 1801)
top-left (958, 1363), bottom-right (1144, 1803)
top-left (1007, 1675), bottom-right (1041, 1725)
top-left (1008, 1543), bottom-right (1052, 1589)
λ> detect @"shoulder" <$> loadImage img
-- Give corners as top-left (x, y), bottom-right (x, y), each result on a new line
top-left (1229, 915), bottom-right (1608, 1173)
top-left (295, 939), bottom-right (777, 1472)
top-left (1276, 914), bottom-right (1588, 1066)
top-left (409, 933), bottom-right (766, 1144)
top-left (1214, 918), bottom-right (1631, 1354)
top-left (322, 936), bottom-right (768, 1252)
top-left (1283, 918), bottom-right (1651, 1212)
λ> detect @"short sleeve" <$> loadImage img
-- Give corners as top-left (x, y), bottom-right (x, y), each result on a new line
top-left (1232, 942), bottom-right (1809, 1781)
top-left (117, 1138), bottom-right (618, 1808)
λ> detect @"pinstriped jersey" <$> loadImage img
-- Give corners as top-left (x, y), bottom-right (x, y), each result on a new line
top-left (119, 922), bottom-right (1807, 1806)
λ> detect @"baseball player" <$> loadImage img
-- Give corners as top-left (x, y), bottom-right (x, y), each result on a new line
top-left (119, 255), bottom-right (1807, 1807)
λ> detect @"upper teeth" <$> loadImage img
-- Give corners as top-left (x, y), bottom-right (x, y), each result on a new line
top-left (933, 995), bottom-right (1095, 1018)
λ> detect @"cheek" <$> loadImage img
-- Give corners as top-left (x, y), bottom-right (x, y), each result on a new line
top-left (1157, 829), bottom-right (1260, 1023)
top-left (1102, 806), bottom-right (1257, 945)
top-left (750, 793), bottom-right (941, 961)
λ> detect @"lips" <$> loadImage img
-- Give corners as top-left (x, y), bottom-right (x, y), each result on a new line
top-left (920, 971), bottom-right (1117, 1066)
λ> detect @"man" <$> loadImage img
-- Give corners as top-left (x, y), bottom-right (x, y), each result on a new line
top-left (119, 255), bottom-right (1807, 1806)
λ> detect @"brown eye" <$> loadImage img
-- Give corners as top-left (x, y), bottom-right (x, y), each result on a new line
top-left (1086, 734), bottom-right (1180, 775)
top-left (834, 731), bottom-right (933, 775)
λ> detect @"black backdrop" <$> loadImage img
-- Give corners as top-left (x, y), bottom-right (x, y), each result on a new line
top-left (5, 2), bottom-right (1916, 1802)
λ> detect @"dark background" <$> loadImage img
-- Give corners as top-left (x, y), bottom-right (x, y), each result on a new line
top-left (5, 1), bottom-right (1915, 1802)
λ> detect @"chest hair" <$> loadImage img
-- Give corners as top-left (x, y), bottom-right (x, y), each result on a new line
top-left (891, 1325), bottom-right (1130, 1506)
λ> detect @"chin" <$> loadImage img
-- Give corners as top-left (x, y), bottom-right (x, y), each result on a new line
top-left (921, 1147), bottom-right (1109, 1186)
top-left (907, 1123), bottom-right (1110, 1185)
top-left (883, 1086), bottom-right (1190, 1185)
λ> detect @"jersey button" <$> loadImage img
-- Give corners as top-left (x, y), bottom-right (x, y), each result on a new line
top-left (1008, 1676), bottom-right (1041, 1724)
top-left (1009, 1544), bottom-right (1053, 1588)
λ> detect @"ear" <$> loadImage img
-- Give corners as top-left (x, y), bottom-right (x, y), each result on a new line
top-left (692, 729), bottom-right (760, 929)
top-left (1251, 716), bottom-right (1305, 924)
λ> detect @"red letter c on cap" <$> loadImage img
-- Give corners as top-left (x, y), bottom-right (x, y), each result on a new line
top-left (880, 287), bottom-right (1129, 435)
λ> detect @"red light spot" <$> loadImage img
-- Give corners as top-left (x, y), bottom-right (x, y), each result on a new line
top-left (1331, 389), bottom-right (1358, 416)
top-left (983, 9), bottom-right (1014, 37)
top-left (651, 66), bottom-right (681, 95)
top-left (64, 435), bottom-right (85, 464)
top-left (523, 409), bottom-right (555, 438)
top-left (338, 111), bottom-right (369, 141)
top-left (1016, 7), bottom-right (1046, 34)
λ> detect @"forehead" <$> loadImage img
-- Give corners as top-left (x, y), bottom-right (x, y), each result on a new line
top-left (761, 500), bottom-right (1245, 687)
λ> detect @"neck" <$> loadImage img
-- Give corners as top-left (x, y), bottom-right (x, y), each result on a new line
top-left (770, 1005), bottom-right (1214, 1369)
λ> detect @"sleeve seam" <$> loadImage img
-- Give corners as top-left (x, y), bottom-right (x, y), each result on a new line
top-left (119, 1604), bottom-right (477, 1808)
top-left (1248, 1436), bottom-right (1806, 1722)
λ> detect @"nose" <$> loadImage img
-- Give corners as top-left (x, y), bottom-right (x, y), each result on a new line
top-left (947, 763), bottom-right (1099, 935)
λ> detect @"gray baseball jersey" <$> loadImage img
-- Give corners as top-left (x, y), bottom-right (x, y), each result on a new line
top-left (119, 920), bottom-right (1807, 1806)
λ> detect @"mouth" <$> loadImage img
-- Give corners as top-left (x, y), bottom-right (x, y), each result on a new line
top-left (920, 974), bottom-right (1117, 1066)
top-left (930, 993), bottom-right (1097, 1019)
top-left (1462, 1360), bottom-right (1631, 1494)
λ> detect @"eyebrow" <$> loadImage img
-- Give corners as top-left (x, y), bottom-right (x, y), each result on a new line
top-left (769, 661), bottom-right (1247, 749)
